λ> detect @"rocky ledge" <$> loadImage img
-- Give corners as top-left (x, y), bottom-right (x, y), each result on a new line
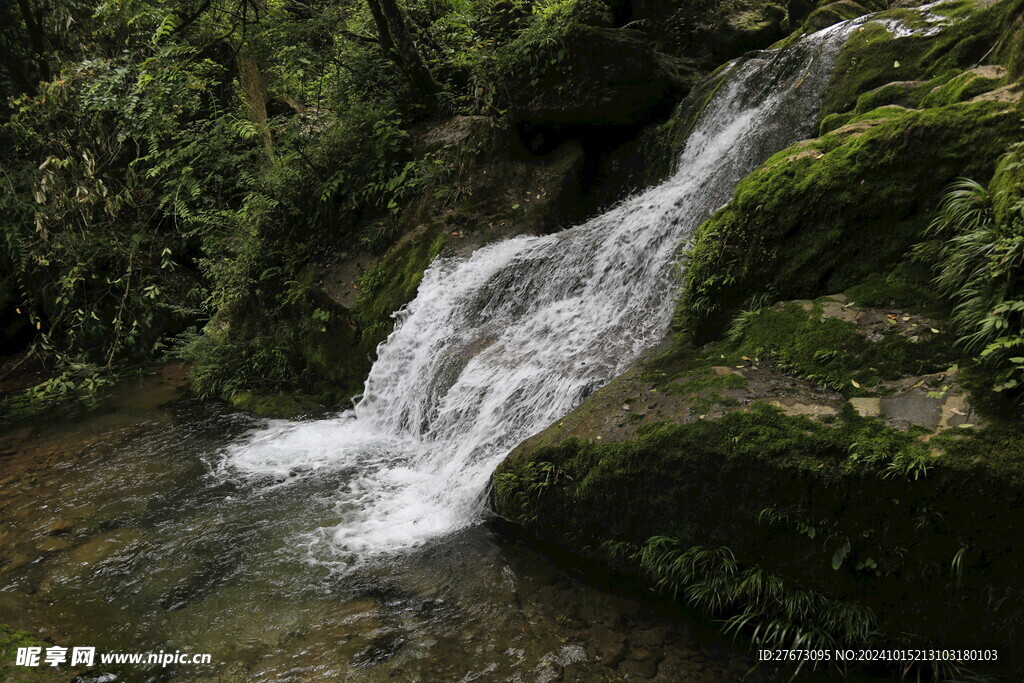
top-left (490, 295), bottom-right (1024, 672)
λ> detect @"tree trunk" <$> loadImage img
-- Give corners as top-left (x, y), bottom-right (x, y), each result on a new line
top-left (15, 0), bottom-right (50, 88)
top-left (365, 0), bottom-right (440, 113)
top-left (236, 45), bottom-right (274, 155)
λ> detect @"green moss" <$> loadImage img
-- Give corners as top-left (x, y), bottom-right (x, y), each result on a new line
top-left (918, 68), bottom-right (1007, 108)
top-left (660, 368), bottom-right (748, 395)
top-left (804, 0), bottom-right (870, 32)
top-left (843, 263), bottom-right (947, 316)
top-left (818, 111), bottom-right (855, 135)
top-left (651, 368), bottom-right (749, 413)
top-left (851, 80), bottom-right (933, 115)
top-left (0, 625), bottom-right (61, 682)
top-left (354, 224), bottom-right (447, 349)
top-left (726, 301), bottom-right (955, 392)
top-left (931, 421), bottom-right (1024, 484)
top-left (989, 144), bottom-right (1024, 226)
top-left (931, 0), bottom-right (980, 21)
top-left (843, 103), bottom-right (916, 125)
top-left (499, 403), bottom-right (935, 530)
top-left (677, 97), bottom-right (1022, 341)
top-left (993, 0), bottom-right (1024, 78)
top-left (493, 402), bottom-right (1024, 653)
top-left (229, 391), bottom-right (327, 419)
top-left (820, 0), bottom-right (1023, 118)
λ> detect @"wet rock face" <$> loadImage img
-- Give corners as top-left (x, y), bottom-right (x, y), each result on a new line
top-left (629, 0), bottom-right (790, 62)
top-left (506, 27), bottom-right (693, 131)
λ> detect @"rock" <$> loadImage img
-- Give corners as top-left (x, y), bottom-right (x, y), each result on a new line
top-left (507, 27), bottom-right (693, 132)
top-left (351, 629), bottom-right (406, 666)
top-left (619, 654), bottom-right (659, 678)
top-left (679, 97), bottom-right (1021, 340)
top-left (849, 396), bottom-right (882, 417)
top-left (788, 0), bottom-right (818, 26)
top-left (35, 536), bottom-right (71, 553)
top-left (804, 0), bottom-right (869, 33)
top-left (631, 0), bottom-right (789, 62)
top-left (69, 528), bottom-right (147, 567)
top-left (592, 630), bottom-right (627, 666)
top-left (633, 627), bottom-right (666, 649)
top-left (708, 3), bottom-right (789, 57)
top-left (45, 519), bottom-right (75, 536)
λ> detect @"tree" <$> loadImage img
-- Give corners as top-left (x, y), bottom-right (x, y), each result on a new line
top-left (365, 0), bottom-right (440, 112)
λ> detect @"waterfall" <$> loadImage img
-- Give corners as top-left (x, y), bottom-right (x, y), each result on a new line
top-left (222, 21), bottom-right (859, 562)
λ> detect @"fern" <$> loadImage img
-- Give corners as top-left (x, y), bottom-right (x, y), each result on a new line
top-left (915, 176), bottom-right (1024, 398)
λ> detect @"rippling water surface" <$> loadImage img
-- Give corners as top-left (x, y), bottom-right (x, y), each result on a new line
top-left (0, 371), bottom-right (753, 681)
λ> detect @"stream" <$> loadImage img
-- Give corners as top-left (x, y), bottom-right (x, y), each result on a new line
top-left (0, 368), bottom-right (753, 681)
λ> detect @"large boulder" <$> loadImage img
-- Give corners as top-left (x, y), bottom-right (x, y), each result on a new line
top-left (630, 0), bottom-right (790, 61)
top-left (506, 26), bottom-right (693, 132)
top-left (707, 1), bottom-right (790, 56)
top-left (803, 0), bottom-right (871, 32)
top-left (491, 295), bottom-right (1024, 663)
top-left (678, 93), bottom-right (1023, 342)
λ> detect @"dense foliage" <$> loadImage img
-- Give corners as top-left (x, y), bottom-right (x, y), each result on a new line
top-left (916, 165), bottom-right (1024, 398)
top-left (0, 0), bottom-right (616, 408)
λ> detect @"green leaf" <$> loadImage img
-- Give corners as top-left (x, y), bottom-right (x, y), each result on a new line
top-left (831, 539), bottom-right (851, 570)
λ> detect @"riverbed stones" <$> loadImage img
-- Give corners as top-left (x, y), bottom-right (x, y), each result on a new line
top-left (69, 528), bottom-right (147, 567)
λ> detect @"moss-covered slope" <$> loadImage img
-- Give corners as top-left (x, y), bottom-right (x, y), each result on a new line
top-left (678, 94), bottom-right (1022, 341)
top-left (676, 0), bottom-right (1024, 342)
top-left (491, 298), bottom-right (1024, 669)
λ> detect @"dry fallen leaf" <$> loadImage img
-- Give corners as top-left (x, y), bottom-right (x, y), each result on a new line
top-left (851, 379), bottom-right (861, 388)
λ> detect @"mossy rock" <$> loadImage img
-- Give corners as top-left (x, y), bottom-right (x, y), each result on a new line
top-left (678, 96), bottom-right (1023, 341)
top-left (819, 65), bottom-right (1004, 136)
top-left (853, 79), bottom-right (928, 112)
top-left (229, 391), bottom-right (327, 419)
top-left (708, 2), bottom-right (790, 57)
top-left (492, 396), bottom-right (1024, 659)
top-left (724, 295), bottom-right (957, 393)
top-left (918, 65), bottom-right (1008, 108)
top-left (505, 25), bottom-right (693, 129)
top-left (630, 0), bottom-right (790, 63)
top-left (842, 262), bottom-right (947, 317)
top-left (989, 141), bottom-right (1024, 226)
top-left (353, 224), bottom-right (446, 352)
top-left (820, 0), bottom-right (1024, 118)
top-left (804, 0), bottom-right (870, 33)
top-left (0, 624), bottom-right (64, 681)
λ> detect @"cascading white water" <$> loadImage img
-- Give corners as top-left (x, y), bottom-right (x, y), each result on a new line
top-left (222, 21), bottom-right (861, 562)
